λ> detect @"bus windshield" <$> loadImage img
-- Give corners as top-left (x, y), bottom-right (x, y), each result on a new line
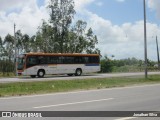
top-left (17, 56), bottom-right (25, 70)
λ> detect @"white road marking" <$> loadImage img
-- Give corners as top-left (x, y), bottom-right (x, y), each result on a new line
top-left (115, 117), bottom-right (136, 120)
top-left (33, 98), bottom-right (114, 109)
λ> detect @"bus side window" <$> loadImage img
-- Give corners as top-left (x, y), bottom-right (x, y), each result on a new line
top-left (63, 57), bottom-right (74, 64)
top-left (84, 57), bottom-right (89, 63)
top-left (94, 56), bottom-right (99, 63)
top-left (47, 56), bottom-right (52, 64)
top-left (48, 56), bottom-right (57, 64)
top-left (74, 57), bottom-right (83, 64)
top-left (26, 56), bottom-right (38, 68)
top-left (38, 56), bottom-right (46, 64)
top-left (89, 56), bottom-right (99, 63)
top-left (58, 56), bottom-right (64, 64)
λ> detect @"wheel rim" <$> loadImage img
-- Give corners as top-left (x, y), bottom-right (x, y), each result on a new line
top-left (39, 71), bottom-right (44, 76)
top-left (39, 71), bottom-right (44, 77)
top-left (77, 69), bottom-right (81, 75)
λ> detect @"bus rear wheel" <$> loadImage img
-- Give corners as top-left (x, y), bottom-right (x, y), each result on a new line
top-left (75, 68), bottom-right (82, 76)
top-left (37, 70), bottom-right (45, 78)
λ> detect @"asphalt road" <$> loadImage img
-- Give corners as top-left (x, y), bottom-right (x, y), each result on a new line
top-left (0, 84), bottom-right (160, 120)
top-left (0, 72), bottom-right (160, 83)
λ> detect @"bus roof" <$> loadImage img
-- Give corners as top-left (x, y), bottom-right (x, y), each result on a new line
top-left (23, 53), bottom-right (100, 57)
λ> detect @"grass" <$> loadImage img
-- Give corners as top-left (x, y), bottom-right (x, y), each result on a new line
top-left (112, 66), bottom-right (159, 73)
top-left (0, 72), bottom-right (15, 78)
top-left (0, 75), bottom-right (160, 97)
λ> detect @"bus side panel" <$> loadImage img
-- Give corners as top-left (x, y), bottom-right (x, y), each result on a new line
top-left (83, 64), bottom-right (100, 73)
top-left (23, 66), bottom-right (37, 75)
top-left (47, 64), bottom-right (58, 74)
top-left (57, 64), bottom-right (84, 74)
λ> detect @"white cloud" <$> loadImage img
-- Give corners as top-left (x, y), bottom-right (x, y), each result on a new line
top-left (148, 0), bottom-right (160, 19)
top-left (0, 0), bottom-right (31, 11)
top-left (116, 0), bottom-right (125, 2)
top-left (81, 9), bottom-right (160, 60)
top-left (0, 0), bottom-right (49, 38)
top-left (74, 0), bottom-right (95, 13)
top-left (72, 0), bottom-right (160, 60)
top-left (0, 0), bottom-right (159, 60)
top-left (95, 2), bottom-right (103, 7)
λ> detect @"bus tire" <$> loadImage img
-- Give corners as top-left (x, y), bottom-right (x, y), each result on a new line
top-left (75, 68), bottom-right (82, 76)
top-left (37, 69), bottom-right (45, 78)
top-left (30, 75), bottom-right (36, 78)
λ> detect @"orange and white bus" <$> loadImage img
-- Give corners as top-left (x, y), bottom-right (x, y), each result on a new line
top-left (17, 53), bottom-right (100, 78)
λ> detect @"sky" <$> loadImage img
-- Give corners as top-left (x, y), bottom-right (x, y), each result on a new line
top-left (0, 0), bottom-right (160, 60)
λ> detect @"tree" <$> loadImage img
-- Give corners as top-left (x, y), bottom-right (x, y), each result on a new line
top-left (15, 30), bottom-right (32, 53)
top-left (15, 30), bottom-right (23, 54)
top-left (101, 55), bottom-right (113, 73)
top-left (3, 34), bottom-right (14, 61)
top-left (70, 20), bottom-right (87, 53)
top-left (85, 28), bottom-right (99, 54)
top-left (22, 34), bottom-right (30, 53)
top-left (0, 37), bottom-right (4, 57)
top-left (48, 0), bottom-right (75, 53)
top-left (68, 20), bottom-right (100, 54)
top-left (29, 35), bottom-right (37, 52)
top-left (35, 20), bottom-right (54, 53)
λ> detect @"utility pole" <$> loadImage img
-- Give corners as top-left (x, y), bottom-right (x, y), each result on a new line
top-left (156, 36), bottom-right (160, 70)
top-left (143, 0), bottom-right (148, 79)
top-left (14, 23), bottom-right (17, 76)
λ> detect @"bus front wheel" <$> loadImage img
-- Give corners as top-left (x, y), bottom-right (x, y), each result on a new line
top-left (75, 68), bottom-right (82, 76)
top-left (37, 69), bottom-right (45, 78)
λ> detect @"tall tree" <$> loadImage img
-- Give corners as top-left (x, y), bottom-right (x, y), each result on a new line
top-left (15, 30), bottom-right (32, 53)
top-left (35, 20), bottom-right (53, 52)
top-left (22, 34), bottom-right (30, 53)
top-left (71, 20), bottom-right (87, 53)
top-left (69, 20), bottom-right (100, 54)
top-left (3, 34), bottom-right (14, 61)
top-left (29, 35), bottom-right (37, 52)
top-left (16, 30), bottom-right (23, 54)
top-left (48, 0), bottom-right (75, 53)
top-left (0, 37), bottom-right (4, 57)
top-left (85, 28), bottom-right (99, 54)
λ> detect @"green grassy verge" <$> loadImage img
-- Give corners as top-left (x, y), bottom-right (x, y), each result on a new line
top-left (0, 75), bottom-right (160, 97)
top-left (0, 72), bottom-right (15, 78)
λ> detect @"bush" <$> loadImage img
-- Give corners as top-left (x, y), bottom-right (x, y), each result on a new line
top-left (0, 59), bottom-right (14, 76)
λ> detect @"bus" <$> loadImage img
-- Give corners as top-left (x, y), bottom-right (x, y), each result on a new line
top-left (17, 53), bottom-right (100, 78)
